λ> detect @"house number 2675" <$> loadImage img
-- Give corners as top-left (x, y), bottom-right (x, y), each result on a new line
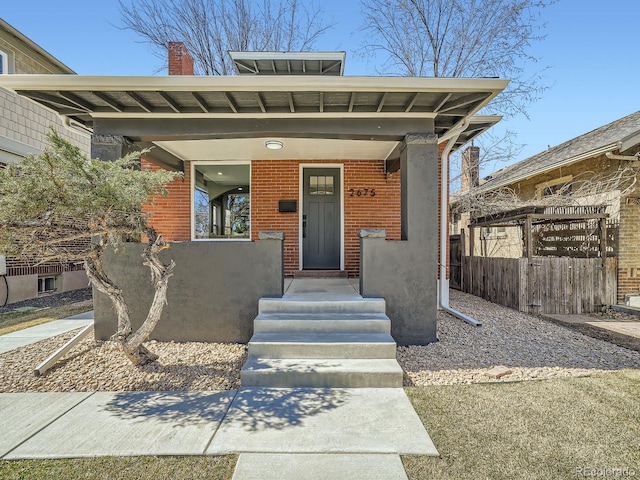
top-left (349, 188), bottom-right (376, 197)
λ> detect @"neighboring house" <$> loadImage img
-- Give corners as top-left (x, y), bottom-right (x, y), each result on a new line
top-left (1, 44), bottom-right (508, 344)
top-left (0, 18), bottom-right (90, 305)
top-left (452, 111), bottom-right (640, 303)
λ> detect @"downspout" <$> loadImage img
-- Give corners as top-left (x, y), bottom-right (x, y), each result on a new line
top-left (439, 119), bottom-right (482, 326)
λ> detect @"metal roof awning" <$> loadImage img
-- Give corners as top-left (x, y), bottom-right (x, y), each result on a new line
top-left (0, 75), bottom-right (508, 167)
top-left (229, 51), bottom-right (346, 76)
top-left (0, 75), bottom-right (508, 137)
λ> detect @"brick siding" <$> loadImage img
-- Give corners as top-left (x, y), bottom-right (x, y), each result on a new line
top-left (146, 159), bottom-right (401, 277)
top-left (168, 42), bottom-right (194, 75)
top-left (251, 159), bottom-right (401, 277)
top-left (618, 193), bottom-right (640, 301)
top-left (142, 157), bottom-right (191, 241)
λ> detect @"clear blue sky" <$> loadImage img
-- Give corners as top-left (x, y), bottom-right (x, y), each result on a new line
top-left (3, 0), bottom-right (639, 175)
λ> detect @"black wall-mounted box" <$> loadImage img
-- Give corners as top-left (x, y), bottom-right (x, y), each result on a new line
top-left (279, 200), bottom-right (297, 212)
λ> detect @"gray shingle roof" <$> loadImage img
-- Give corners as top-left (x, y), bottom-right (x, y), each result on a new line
top-left (478, 110), bottom-right (640, 192)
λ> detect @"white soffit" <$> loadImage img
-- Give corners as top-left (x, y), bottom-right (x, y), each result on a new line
top-left (154, 138), bottom-right (399, 161)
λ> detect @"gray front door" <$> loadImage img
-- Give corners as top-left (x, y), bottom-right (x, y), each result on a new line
top-left (303, 168), bottom-right (341, 269)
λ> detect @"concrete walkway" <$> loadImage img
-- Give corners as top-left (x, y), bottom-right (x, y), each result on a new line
top-left (0, 388), bottom-right (437, 478)
top-left (0, 311), bottom-right (94, 354)
top-left (544, 312), bottom-right (640, 339)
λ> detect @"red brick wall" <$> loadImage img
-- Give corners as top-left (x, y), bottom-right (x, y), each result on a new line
top-left (168, 42), bottom-right (194, 75)
top-left (6, 261), bottom-right (85, 277)
top-left (344, 161), bottom-right (401, 275)
top-left (251, 160), bottom-right (401, 277)
top-left (142, 157), bottom-right (191, 241)
top-left (144, 158), bottom-right (427, 277)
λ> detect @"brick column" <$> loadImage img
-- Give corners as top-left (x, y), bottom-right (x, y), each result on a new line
top-left (168, 42), bottom-right (194, 75)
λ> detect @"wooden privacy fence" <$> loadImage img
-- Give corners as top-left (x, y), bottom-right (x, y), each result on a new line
top-left (460, 256), bottom-right (617, 314)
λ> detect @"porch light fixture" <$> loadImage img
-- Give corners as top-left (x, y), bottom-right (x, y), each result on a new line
top-left (265, 140), bottom-right (283, 150)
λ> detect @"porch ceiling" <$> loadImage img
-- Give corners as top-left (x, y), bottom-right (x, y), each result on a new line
top-left (155, 137), bottom-right (399, 162)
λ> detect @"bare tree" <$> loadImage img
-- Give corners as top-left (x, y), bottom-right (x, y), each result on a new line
top-left (0, 129), bottom-right (181, 365)
top-left (360, 0), bottom-right (554, 118)
top-left (119, 0), bottom-right (332, 75)
top-left (452, 161), bottom-right (640, 219)
top-left (449, 129), bottom-right (524, 193)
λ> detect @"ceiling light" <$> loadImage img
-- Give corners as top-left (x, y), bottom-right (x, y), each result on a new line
top-left (217, 172), bottom-right (223, 175)
top-left (265, 140), bottom-right (283, 150)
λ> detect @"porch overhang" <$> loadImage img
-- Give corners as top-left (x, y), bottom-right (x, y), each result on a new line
top-left (1, 75), bottom-right (507, 164)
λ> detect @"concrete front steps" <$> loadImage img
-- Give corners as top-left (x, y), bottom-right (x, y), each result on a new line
top-left (241, 297), bottom-right (403, 388)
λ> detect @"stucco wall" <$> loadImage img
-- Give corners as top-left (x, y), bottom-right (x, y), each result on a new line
top-left (360, 134), bottom-right (439, 345)
top-left (4, 274), bottom-right (37, 304)
top-left (93, 239), bottom-right (284, 343)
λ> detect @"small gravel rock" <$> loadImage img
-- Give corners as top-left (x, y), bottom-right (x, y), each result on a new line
top-left (0, 331), bottom-right (246, 392)
top-left (398, 290), bottom-right (640, 386)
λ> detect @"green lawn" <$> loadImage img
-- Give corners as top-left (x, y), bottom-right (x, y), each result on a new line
top-left (0, 304), bottom-right (92, 336)
top-left (1, 371), bottom-right (638, 479)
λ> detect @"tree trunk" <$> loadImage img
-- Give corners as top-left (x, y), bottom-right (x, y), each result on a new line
top-left (85, 232), bottom-right (174, 366)
top-left (84, 237), bottom-right (133, 341)
top-left (120, 231), bottom-right (175, 365)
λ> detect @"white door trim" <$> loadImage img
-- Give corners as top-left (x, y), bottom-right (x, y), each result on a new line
top-left (298, 163), bottom-right (345, 271)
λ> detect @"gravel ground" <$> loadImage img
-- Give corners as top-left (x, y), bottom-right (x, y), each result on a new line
top-left (1, 289), bottom-right (639, 392)
top-left (0, 332), bottom-right (246, 393)
top-left (399, 290), bottom-right (640, 386)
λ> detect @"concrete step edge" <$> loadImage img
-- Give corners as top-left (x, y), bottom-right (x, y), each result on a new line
top-left (249, 332), bottom-right (396, 343)
top-left (259, 298), bottom-right (387, 314)
top-left (255, 312), bottom-right (391, 321)
top-left (241, 358), bottom-right (404, 388)
top-left (253, 322), bottom-right (391, 335)
top-left (242, 358), bottom-right (403, 371)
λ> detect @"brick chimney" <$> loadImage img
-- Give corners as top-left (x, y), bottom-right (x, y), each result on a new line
top-left (461, 146), bottom-right (480, 191)
top-left (168, 42), bottom-right (194, 75)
